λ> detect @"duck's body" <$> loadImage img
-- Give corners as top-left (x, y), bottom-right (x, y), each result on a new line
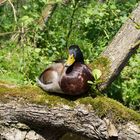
top-left (37, 45), bottom-right (93, 95)
top-left (60, 63), bottom-right (93, 95)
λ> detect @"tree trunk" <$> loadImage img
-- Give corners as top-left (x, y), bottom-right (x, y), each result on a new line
top-left (0, 2), bottom-right (140, 140)
top-left (99, 3), bottom-right (140, 90)
top-left (38, 4), bottom-right (57, 29)
top-left (38, 0), bottom-right (70, 29)
top-left (0, 96), bottom-right (140, 140)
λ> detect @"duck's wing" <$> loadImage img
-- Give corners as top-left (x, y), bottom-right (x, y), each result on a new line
top-left (83, 64), bottom-right (94, 81)
top-left (39, 63), bottom-right (64, 83)
top-left (37, 63), bottom-right (65, 93)
top-left (36, 78), bottom-right (64, 93)
top-left (59, 63), bottom-right (93, 95)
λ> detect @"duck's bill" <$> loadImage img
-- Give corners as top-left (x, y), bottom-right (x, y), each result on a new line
top-left (64, 54), bottom-right (75, 67)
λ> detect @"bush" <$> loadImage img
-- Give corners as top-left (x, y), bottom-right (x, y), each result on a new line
top-left (0, 0), bottom-right (139, 110)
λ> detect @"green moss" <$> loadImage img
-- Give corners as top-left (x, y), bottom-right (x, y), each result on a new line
top-left (0, 80), bottom-right (73, 107)
top-left (78, 96), bottom-right (140, 125)
top-left (89, 56), bottom-right (110, 82)
top-left (0, 80), bottom-right (140, 125)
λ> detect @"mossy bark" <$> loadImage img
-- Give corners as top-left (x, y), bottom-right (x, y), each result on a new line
top-left (0, 82), bottom-right (140, 140)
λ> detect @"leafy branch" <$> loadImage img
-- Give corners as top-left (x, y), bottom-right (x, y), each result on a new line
top-left (88, 69), bottom-right (102, 96)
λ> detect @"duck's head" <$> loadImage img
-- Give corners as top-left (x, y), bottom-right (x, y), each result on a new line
top-left (65, 45), bottom-right (84, 67)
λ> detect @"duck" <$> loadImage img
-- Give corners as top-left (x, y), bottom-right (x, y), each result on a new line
top-left (36, 45), bottom-right (94, 95)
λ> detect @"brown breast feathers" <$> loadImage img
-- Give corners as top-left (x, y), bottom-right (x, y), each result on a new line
top-left (59, 63), bottom-right (93, 95)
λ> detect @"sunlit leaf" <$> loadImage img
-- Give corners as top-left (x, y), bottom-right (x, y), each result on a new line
top-left (87, 80), bottom-right (94, 84)
top-left (92, 69), bottom-right (102, 80)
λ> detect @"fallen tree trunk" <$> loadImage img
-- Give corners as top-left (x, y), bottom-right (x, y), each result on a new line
top-left (0, 2), bottom-right (140, 140)
top-left (0, 97), bottom-right (140, 140)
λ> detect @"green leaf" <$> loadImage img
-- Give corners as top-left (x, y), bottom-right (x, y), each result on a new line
top-left (87, 80), bottom-right (94, 85)
top-left (23, 5), bottom-right (28, 10)
top-left (92, 69), bottom-right (102, 80)
top-left (20, 16), bottom-right (34, 26)
top-left (84, 17), bottom-right (90, 25)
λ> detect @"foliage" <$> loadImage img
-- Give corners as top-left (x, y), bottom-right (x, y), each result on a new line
top-left (92, 69), bottom-right (102, 81)
top-left (0, 0), bottom-right (139, 110)
top-left (108, 48), bottom-right (140, 111)
top-left (88, 68), bottom-right (102, 96)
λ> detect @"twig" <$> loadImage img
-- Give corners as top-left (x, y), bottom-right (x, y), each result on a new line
top-left (0, 31), bottom-right (19, 36)
top-left (7, 0), bottom-right (17, 23)
top-left (0, 0), bottom-right (6, 6)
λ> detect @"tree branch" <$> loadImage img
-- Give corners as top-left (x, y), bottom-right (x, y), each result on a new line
top-left (0, 0), bottom-right (6, 6)
top-left (38, 0), bottom-right (70, 29)
top-left (7, 0), bottom-right (17, 23)
top-left (99, 3), bottom-right (140, 90)
top-left (38, 3), bottom-right (57, 29)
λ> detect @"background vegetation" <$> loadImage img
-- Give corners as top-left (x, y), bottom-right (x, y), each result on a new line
top-left (0, 0), bottom-right (139, 111)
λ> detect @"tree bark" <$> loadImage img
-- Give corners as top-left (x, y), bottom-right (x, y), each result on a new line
top-left (38, 4), bottom-right (57, 29)
top-left (0, 2), bottom-right (140, 140)
top-left (99, 3), bottom-right (140, 90)
top-left (0, 100), bottom-right (140, 140)
top-left (38, 0), bottom-right (70, 29)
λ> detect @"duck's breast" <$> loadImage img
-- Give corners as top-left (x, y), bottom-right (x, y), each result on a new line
top-left (60, 63), bottom-right (93, 95)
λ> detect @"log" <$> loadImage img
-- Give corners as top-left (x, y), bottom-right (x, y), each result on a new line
top-left (0, 83), bottom-right (140, 140)
top-left (0, 2), bottom-right (140, 140)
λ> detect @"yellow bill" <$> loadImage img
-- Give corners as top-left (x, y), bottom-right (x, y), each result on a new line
top-left (65, 54), bottom-right (75, 66)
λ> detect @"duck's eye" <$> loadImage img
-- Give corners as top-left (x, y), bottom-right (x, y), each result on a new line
top-left (69, 54), bottom-right (75, 62)
top-left (70, 56), bottom-right (73, 59)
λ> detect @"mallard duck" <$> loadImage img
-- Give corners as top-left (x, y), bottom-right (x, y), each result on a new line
top-left (37, 45), bottom-right (93, 95)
